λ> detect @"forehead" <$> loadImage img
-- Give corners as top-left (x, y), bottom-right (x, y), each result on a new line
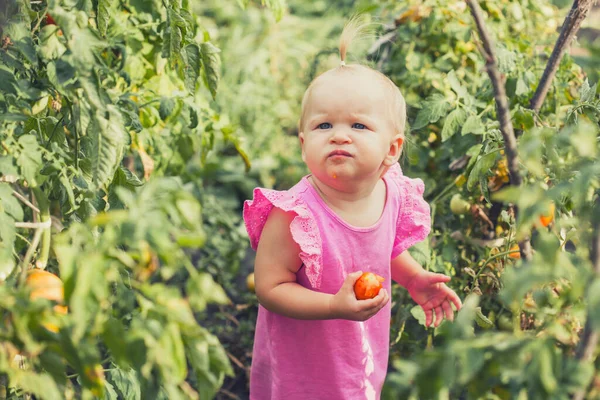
top-left (305, 68), bottom-right (391, 114)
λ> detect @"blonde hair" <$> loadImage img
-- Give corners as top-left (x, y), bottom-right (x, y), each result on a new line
top-left (299, 16), bottom-right (407, 138)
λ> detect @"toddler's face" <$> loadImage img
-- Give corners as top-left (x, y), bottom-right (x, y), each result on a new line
top-left (299, 69), bottom-right (403, 186)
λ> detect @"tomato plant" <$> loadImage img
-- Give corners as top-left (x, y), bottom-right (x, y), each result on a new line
top-left (0, 0), bottom-right (283, 398)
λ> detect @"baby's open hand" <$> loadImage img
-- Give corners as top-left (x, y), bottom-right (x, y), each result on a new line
top-left (329, 271), bottom-right (389, 321)
top-left (406, 271), bottom-right (462, 327)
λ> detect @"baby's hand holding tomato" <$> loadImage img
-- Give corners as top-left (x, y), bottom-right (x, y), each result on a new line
top-left (354, 272), bottom-right (385, 300)
top-left (329, 271), bottom-right (389, 321)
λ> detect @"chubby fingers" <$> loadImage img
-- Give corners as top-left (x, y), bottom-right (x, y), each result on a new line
top-left (357, 288), bottom-right (389, 316)
top-left (424, 308), bottom-right (434, 327)
top-left (442, 299), bottom-right (454, 322)
top-left (442, 285), bottom-right (463, 311)
top-left (434, 306), bottom-right (444, 327)
top-left (346, 270), bottom-right (363, 286)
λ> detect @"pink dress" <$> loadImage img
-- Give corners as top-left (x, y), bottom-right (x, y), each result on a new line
top-left (243, 163), bottom-right (431, 400)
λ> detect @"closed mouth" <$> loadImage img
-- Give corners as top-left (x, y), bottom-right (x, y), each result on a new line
top-left (328, 150), bottom-right (353, 157)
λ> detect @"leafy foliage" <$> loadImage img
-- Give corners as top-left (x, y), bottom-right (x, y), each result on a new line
top-left (0, 0), bottom-right (285, 397)
top-left (1, 0), bottom-right (599, 398)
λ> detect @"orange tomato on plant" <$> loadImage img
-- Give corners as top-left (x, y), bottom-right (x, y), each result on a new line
top-left (25, 269), bottom-right (68, 332)
top-left (539, 202), bottom-right (555, 227)
top-left (508, 244), bottom-right (521, 259)
top-left (354, 272), bottom-right (384, 300)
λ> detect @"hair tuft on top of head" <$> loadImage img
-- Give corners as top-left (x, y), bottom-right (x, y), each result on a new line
top-left (339, 15), bottom-right (371, 65)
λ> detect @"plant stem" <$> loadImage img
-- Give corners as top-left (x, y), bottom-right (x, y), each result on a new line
top-left (473, 248), bottom-right (518, 282)
top-left (466, 0), bottom-right (533, 260)
top-left (31, 187), bottom-right (50, 269)
top-left (19, 227), bottom-right (43, 286)
top-left (430, 177), bottom-right (459, 205)
top-left (529, 0), bottom-right (594, 114)
top-left (12, 190), bottom-right (40, 213)
top-left (572, 196), bottom-right (600, 400)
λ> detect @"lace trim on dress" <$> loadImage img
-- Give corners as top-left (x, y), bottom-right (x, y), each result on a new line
top-left (243, 188), bottom-right (323, 289)
top-left (388, 163), bottom-right (432, 256)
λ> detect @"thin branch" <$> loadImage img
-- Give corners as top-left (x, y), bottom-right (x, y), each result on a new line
top-left (0, 176), bottom-right (18, 183)
top-left (14, 221), bottom-right (51, 229)
top-left (31, 8), bottom-right (48, 35)
top-left (529, 0), bottom-right (594, 114)
top-left (18, 228), bottom-right (43, 286)
top-left (573, 196), bottom-right (600, 400)
top-left (466, 0), bottom-right (533, 260)
top-left (12, 190), bottom-right (40, 213)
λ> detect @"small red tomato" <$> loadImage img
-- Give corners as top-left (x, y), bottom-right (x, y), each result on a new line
top-left (45, 14), bottom-right (56, 25)
top-left (354, 272), bottom-right (385, 300)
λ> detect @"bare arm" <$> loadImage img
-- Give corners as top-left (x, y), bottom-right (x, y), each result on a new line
top-left (254, 207), bottom-right (388, 321)
top-left (390, 250), bottom-right (424, 287)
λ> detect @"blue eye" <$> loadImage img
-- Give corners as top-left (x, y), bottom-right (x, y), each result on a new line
top-left (353, 123), bottom-right (367, 129)
top-left (317, 122), bottom-right (332, 130)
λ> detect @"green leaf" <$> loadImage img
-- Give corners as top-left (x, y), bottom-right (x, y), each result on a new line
top-left (562, 358), bottom-right (594, 391)
top-left (103, 380), bottom-right (119, 400)
top-left (69, 254), bottom-right (100, 343)
top-left (467, 151), bottom-right (497, 190)
top-left (462, 115), bottom-right (484, 135)
top-left (162, 8), bottom-right (184, 65)
top-left (59, 173), bottom-right (76, 212)
top-left (158, 323), bottom-right (187, 383)
top-left (97, 0), bottom-right (116, 36)
top-left (532, 230), bottom-right (560, 265)
top-left (0, 156), bottom-right (19, 177)
top-left (447, 70), bottom-right (467, 99)
top-left (102, 319), bottom-right (129, 368)
top-left (410, 305), bottom-right (427, 326)
top-left (570, 120), bottom-right (598, 158)
top-left (10, 371), bottom-right (62, 400)
top-left (47, 59), bottom-right (77, 88)
top-left (107, 166), bottom-right (143, 208)
top-left (0, 212), bottom-right (16, 279)
top-left (441, 108), bottom-right (467, 141)
top-left (38, 351), bottom-right (66, 383)
top-left (513, 106), bottom-right (535, 131)
top-left (408, 239), bottom-right (430, 267)
top-left (107, 368), bottom-right (141, 400)
top-left (515, 77), bottom-right (528, 96)
top-left (159, 97), bottom-right (176, 120)
top-left (16, 134), bottom-right (43, 187)
top-left (538, 345), bottom-right (557, 393)
top-left (0, 65), bottom-right (20, 95)
top-left (88, 106), bottom-right (126, 188)
top-left (580, 79), bottom-right (597, 103)
top-left (183, 44), bottom-right (201, 94)
top-left (187, 273), bottom-right (230, 312)
top-left (496, 47), bottom-right (517, 74)
top-left (5, 21), bottom-right (36, 63)
top-left (474, 307), bottom-right (494, 329)
top-left (38, 25), bottom-right (67, 61)
top-left (0, 183), bottom-right (24, 221)
top-left (185, 328), bottom-right (233, 399)
top-left (175, 197), bottom-right (201, 228)
top-left (200, 42), bottom-right (221, 100)
top-left (412, 94), bottom-right (451, 130)
top-left (188, 104), bottom-right (199, 129)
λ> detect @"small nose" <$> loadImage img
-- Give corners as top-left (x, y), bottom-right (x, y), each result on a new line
top-left (329, 128), bottom-right (352, 144)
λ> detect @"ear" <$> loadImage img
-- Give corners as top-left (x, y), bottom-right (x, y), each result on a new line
top-left (383, 134), bottom-right (404, 166)
top-left (299, 131), bottom-right (307, 163)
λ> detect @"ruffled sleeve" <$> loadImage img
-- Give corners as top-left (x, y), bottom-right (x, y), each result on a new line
top-left (387, 164), bottom-right (432, 259)
top-left (243, 188), bottom-right (323, 289)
